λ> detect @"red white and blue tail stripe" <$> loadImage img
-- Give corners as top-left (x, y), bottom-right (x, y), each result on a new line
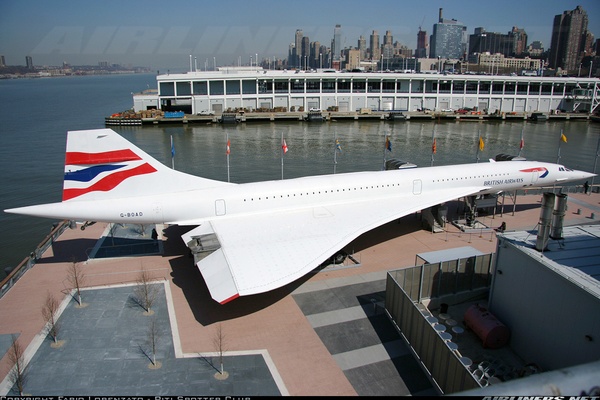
top-left (61, 128), bottom-right (228, 202)
top-left (63, 149), bottom-right (157, 201)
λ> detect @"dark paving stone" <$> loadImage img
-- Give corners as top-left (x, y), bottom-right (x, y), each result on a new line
top-left (8, 285), bottom-right (281, 396)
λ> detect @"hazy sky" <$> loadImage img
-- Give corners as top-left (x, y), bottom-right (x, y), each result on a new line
top-left (1, 0), bottom-right (599, 71)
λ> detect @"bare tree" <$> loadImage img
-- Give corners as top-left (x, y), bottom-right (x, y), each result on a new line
top-left (147, 317), bottom-right (160, 367)
top-left (66, 260), bottom-right (86, 306)
top-left (133, 267), bottom-right (158, 314)
top-left (213, 323), bottom-right (227, 375)
top-left (7, 334), bottom-right (27, 395)
top-left (41, 292), bottom-right (60, 344)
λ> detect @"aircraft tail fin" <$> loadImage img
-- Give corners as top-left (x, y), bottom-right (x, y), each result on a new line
top-left (63, 128), bottom-right (229, 201)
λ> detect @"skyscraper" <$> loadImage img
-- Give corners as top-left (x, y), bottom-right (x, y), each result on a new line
top-left (294, 29), bottom-right (303, 68)
top-left (301, 36), bottom-right (310, 69)
top-left (309, 41), bottom-right (320, 69)
top-left (468, 27), bottom-right (521, 57)
top-left (370, 30), bottom-right (380, 61)
top-left (429, 8), bottom-right (466, 60)
top-left (416, 29), bottom-right (428, 58)
top-left (549, 5), bottom-right (589, 72)
top-left (382, 30), bottom-right (394, 59)
top-left (358, 36), bottom-right (367, 60)
top-left (511, 27), bottom-right (528, 56)
top-left (332, 24), bottom-right (342, 61)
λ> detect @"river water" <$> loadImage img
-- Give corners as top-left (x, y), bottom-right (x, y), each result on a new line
top-left (1, 73), bottom-right (599, 274)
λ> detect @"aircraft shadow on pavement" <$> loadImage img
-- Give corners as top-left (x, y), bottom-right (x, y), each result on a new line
top-left (163, 225), bottom-right (313, 325)
top-left (37, 238), bottom-right (98, 263)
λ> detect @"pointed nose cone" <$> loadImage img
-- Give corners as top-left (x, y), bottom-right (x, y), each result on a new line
top-left (577, 170), bottom-right (597, 181)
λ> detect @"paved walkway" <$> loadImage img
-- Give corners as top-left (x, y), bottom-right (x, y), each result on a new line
top-left (1, 283), bottom-right (282, 396)
top-left (292, 277), bottom-right (436, 396)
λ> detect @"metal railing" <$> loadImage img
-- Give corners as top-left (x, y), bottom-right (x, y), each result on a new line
top-left (0, 220), bottom-right (71, 299)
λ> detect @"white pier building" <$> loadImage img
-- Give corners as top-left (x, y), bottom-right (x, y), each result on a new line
top-left (133, 68), bottom-right (600, 116)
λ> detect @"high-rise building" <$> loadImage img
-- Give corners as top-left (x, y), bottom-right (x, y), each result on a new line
top-left (301, 36), bottom-right (310, 69)
top-left (0, 55), bottom-right (5, 67)
top-left (549, 5), bottom-right (589, 72)
top-left (511, 27), bottom-right (528, 56)
top-left (469, 28), bottom-right (519, 57)
top-left (416, 29), bottom-right (428, 58)
top-left (429, 8), bottom-right (467, 60)
top-left (332, 24), bottom-right (342, 61)
top-left (288, 43), bottom-right (295, 67)
top-left (294, 29), bottom-right (303, 68)
top-left (528, 41), bottom-right (545, 57)
top-left (358, 36), bottom-right (367, 60)
top-left (309, 41), bottom-right (321, 69)
top-left (26, 56), bottom-right (33, 70)
top-left (319, 45), bottom-right (329, 68)
top-left (382, 30), bottom-right (394, 60)
top-left (370, 30), bottom-right (380, 61)
top-left (345, 49), bottom-right (361, 70)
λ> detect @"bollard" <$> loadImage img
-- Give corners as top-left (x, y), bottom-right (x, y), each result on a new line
top-left (592, 213), bottom-right (596, 220)
top-left (577, 208), bottom-right (582, 215)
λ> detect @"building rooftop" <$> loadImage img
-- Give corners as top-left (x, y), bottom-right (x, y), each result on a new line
top-left (499, 224), bottom-right (600, 297)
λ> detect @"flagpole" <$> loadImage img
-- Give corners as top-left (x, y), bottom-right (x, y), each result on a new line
top-left (591, 136), bottom-right (599, 191)
top-left (334, 132), bottom-right (338, 174)
top-left (170, 135), bottom-right (175, 169)
top-left (281, 132), bottom-right (284, 180)
top-left (430, 128), bottom-right (436, 166)
top-left (226, 131), bottom-right (230, 183)
top-left (557, 129), bottom-right (564, 164)
top-left (382, 133), bottom-right (387, 170)
top-left (476, 130), bottom-right (481, 163)
top-left (518, 128), bottom-right (524, 157)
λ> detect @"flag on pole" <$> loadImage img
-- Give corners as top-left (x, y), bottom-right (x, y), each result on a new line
top-left (170, 135), bottom-right (175, 169)
top-left (432, 138), bottom-right (437, 154)
top-left (335, 139), bottom-right (342, 152)
top-left (518, 129), bottom-right (525, 157)
top-left (226, 139), bottom-right (231, 155)
top-left (479, 136), bottom-right (485, 151)
top-left (281, 134), bottom-right (288, 180)
top-left (560, 132), bottom-right (568, 143)
top-left (385, 136), bottom-right (392, 152)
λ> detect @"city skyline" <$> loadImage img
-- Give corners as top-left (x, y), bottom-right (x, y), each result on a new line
top-left (1, 0), bottom-right (599, 70)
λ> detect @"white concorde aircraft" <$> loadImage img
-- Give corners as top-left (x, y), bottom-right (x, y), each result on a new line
top-left (5, 129), bottom-right (595, 304)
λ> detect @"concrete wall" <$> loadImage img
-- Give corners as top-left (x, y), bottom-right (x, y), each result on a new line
top-left (489, 242), bottom-right (600, 370)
